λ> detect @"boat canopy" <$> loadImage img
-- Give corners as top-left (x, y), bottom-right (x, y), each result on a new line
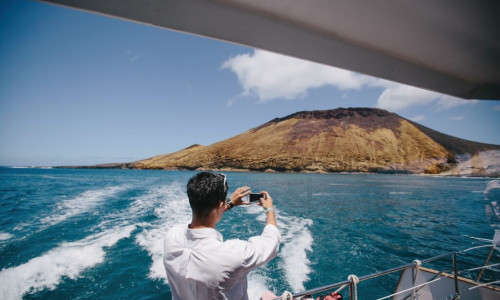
top-left (40, 0), bottom-right (500, 100)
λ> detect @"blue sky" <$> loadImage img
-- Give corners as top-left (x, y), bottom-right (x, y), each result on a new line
top-left (1, 0), bottom-right (499, 166)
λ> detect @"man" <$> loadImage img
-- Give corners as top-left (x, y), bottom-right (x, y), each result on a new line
top-left (163, 172), bottom-right (281, 300)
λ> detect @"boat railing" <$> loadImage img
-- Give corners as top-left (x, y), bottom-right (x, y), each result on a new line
top-left (287, 244), bottom-right (498, 300)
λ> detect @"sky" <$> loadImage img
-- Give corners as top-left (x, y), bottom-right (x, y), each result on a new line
top-left (1, 0), bottom-right (499, 166)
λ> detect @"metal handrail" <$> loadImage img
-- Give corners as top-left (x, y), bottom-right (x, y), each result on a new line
top-left (292, 261), bottom-right (420, 298)
top-left (291, 245), bottom-right (497, 300)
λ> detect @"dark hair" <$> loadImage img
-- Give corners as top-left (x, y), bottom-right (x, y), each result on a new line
top-left (187, 172), bottom-right (228, 218)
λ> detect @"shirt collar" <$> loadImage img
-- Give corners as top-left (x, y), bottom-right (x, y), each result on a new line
top-left (186, 226), bottom-right (223, 242)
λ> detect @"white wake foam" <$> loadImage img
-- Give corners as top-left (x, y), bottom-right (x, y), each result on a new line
top-left (134, 182), bottom-right (191, 282)
top-left (247, 271), bottom-right (271, 300)
top-left (94, 185), bottom-right (172, 229)
top-left (0, 225), bottom-right (135, 300)
top-left (243, 203), bottom-right (314, 293)
top-left (277, 215), bottom-right (313, 293)
top-left (40, 185), bottom-right (127, 227)
top-left (389, 191), bottom-right (412, 195)
top-left (0, 232), bottom-right (13, 241)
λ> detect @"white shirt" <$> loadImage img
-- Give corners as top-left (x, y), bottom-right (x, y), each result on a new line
top-left (163, 224), bottom-right (281, 300)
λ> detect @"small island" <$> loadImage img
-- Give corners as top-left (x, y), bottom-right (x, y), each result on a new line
top-left (61, 108), bottom-right (500, 177)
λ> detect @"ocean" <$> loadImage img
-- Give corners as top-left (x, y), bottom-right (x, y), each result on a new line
top-left (0, 167), bottom-right (498, 299)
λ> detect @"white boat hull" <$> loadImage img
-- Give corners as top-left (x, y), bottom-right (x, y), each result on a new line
top-left (395, 267), bottom-right (500, 300)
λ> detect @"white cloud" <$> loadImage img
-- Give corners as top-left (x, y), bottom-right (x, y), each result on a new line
top-left (375, 83), bottom-right (437, 111)
top-left (450, 115), bottom-right (465, 121)
top-left (221, 50), bottom-right (370, 102)
top-left (411, 115), bottom-right (425, 122)
top-left (222, 49), bottom-right (478, 112)
top-left (436, 97), bottom-right (478, 111)
top-left (371, 79), bottom-right (476, 112)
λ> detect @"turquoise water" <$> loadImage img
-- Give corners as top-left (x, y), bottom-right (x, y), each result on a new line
top-left (0, 168), bottom-right (498, 299)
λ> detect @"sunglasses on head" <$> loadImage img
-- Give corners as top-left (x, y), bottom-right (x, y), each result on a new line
top-left (218, 173), bottom-right (228, 198)
top-left (221, 173), bottom-right (227, 190)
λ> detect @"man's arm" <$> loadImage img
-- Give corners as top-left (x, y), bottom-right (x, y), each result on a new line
top-left (259, 191), bottom-right (277, 227)
top-left (239, 192), bottom-right (280, 270)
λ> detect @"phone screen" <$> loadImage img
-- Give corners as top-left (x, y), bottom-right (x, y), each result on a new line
top-left (249, 193), bottom-right (262, 202)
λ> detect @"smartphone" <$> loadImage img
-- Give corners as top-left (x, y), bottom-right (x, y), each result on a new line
top-left (249, 193), bottom-right (266, 202)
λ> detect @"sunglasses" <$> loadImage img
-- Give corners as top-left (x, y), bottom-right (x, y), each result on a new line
top-left (220, 173), bottom-right (227, 191)
top-left (218, 173), bottom-right (228, 200)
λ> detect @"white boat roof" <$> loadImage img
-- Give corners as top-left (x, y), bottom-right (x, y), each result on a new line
top-left (40, 0), bottom-right (500, 100)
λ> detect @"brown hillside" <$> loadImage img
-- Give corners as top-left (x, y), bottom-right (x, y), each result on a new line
top-left (407, 121), bottom-right (499, 155)
top-left (130, 108), bottom-right (499, 174)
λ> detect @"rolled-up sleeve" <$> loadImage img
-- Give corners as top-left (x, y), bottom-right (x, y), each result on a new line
top-left (242, 225), bottom-right (281, 270)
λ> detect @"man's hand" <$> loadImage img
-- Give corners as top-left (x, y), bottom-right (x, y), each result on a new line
top-left (229, 186), bottom-right (251, 207)
top-left (258, 191), bottom-right (273, 209)
top-left (258, 191), bottom-right (277, 227)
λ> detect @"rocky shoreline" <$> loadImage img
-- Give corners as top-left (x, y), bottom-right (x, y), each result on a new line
top-left (55, 164), bottom-right (500, 178)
